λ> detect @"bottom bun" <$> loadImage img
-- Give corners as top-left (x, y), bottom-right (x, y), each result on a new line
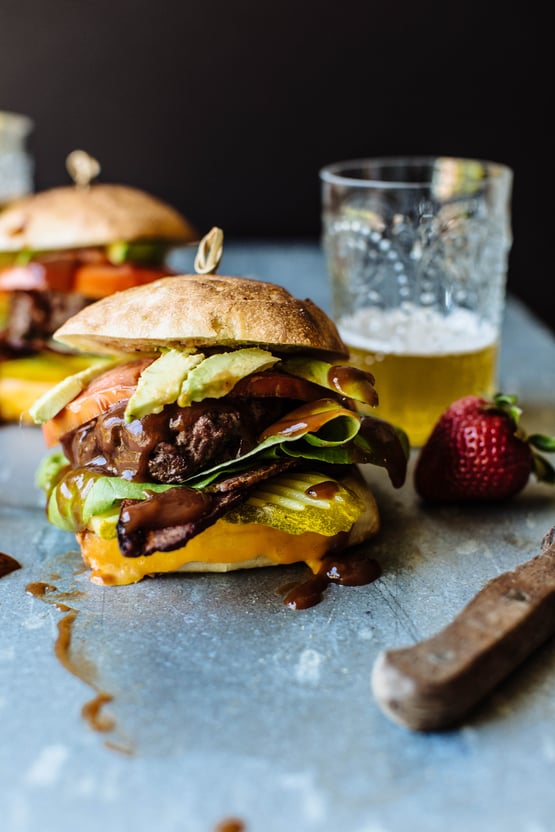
top-left (77, 472), bottom-right (380, 586)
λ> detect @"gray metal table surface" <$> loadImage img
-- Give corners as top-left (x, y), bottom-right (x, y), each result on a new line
top-left (1, 241), bottom-right (554, 832)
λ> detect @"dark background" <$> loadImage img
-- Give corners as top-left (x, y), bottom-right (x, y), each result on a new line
top-left (1, 1), bottom-right (553, 332)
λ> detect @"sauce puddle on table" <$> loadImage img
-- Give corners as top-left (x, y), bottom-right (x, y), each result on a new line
top-left (25, 577), bottom-right (133, 754)
top-left (214, 819), bottom-right (246, 832)
top-left (278, 546), bottom-right (382, 609)
top-left (0, 551), bottom-right (22, 578)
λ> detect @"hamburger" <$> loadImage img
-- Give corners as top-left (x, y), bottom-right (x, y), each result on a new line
top-left (0, 161), bottom-right (197, 422)
top-left (29, 272), bottom-right (408, 587)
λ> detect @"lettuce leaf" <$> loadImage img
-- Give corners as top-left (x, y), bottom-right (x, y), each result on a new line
top-left (38, 396), bottom-right (408, 533)
top-left (185, 399), bottom-right (362, 486)
top-left (48, 468), bottom-right (366, 540)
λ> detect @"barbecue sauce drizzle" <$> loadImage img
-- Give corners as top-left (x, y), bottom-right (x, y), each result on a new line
top-left (278, 547), bottom-right (382, 610)
top-left (0, 552), bottom-right (22, 578)
top-left (1, 555), bottom-right (122, 745)
top-left (25, 579), bottom-right (131, 753)
top-left (276, 480), bottom-right (382, 609)
top-left (214, 820), bottom-right (246, 832)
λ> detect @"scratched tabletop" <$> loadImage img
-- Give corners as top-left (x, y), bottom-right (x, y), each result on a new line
top-left (1, 241), bottom-right (555, 832)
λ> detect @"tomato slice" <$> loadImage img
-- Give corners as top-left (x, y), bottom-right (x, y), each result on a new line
top-left (0, 254), bottom-right (171, 297)
top-left (42, 358), bottom-right (154, 447)
top-left (0, 260), bottom-right (76, 292)
top-left (42, 366), bottom-right (325, 448)
top-left (74, 264), bottom-right (171, 298)
top-left (231, 371), bottom-right (324, 400)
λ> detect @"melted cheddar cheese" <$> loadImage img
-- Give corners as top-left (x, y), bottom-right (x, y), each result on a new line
top-left (77, 520), bottom-right (342, 586)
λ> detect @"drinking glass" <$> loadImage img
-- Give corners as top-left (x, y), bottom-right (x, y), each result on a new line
top-left (320, 156), bottom-right (513, 446)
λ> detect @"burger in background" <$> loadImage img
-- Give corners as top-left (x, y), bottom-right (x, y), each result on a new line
top-left (0, 150), bottom-right (197, 422)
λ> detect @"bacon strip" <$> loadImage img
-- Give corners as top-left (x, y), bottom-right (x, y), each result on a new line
top-left (117, 458), bottom-right (301, 558)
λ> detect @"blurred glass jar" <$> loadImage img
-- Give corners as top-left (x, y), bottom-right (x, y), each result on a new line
top-left (0, 111), bottom-right (34, 208)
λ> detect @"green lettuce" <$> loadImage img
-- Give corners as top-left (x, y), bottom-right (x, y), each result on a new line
top-left (38, 397), bottom-right (408, 534)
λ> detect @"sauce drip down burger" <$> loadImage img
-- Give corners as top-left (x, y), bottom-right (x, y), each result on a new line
top-left (29, 268), bottom-right (408, 587)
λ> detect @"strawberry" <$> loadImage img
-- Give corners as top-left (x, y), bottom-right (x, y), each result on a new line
top-left (414, 393), bottom-right (555, 502)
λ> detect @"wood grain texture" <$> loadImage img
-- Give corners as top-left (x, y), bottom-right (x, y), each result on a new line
top-left (371, 529), bottom-right (555, 731)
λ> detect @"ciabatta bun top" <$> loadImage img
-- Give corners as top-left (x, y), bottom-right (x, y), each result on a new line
top-left (0, 184), bottom-right (196, 251)
top-left (53, 273), bottom-right (349, 358)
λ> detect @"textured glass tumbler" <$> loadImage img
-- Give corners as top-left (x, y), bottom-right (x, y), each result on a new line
top-left (320, 156), bottom-right (513, 446)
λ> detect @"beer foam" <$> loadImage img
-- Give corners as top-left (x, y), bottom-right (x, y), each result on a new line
top-left (339, 305), bottom-right (497, 356)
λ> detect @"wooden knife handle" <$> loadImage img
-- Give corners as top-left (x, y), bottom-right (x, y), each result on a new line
top-left (371, 543), bottom-right (555, 731)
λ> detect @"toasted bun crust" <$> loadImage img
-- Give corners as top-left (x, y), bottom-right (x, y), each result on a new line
top-left (0, 184), bottom-right (197, 251)
top-left (77, 472), bottom-right (380, 585)
top-left (53, 274), bottom-right (349, 358)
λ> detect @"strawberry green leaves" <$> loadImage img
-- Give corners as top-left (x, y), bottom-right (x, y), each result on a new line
top-left (414, 393), bottom-right (555, 502)
top-left (483, 393), bottom-right (555, 486)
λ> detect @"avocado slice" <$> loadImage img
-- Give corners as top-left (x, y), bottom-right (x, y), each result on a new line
top-left (124, 349), bottom-right (204, 422)
top-left (124, 347), bottom-right (280, 421)
top-left (177, 348), bottom-right (279, 407)
top-left (106, 240), bottom-right (169, 266)
top-left (28, 355), bottom-right (128, 424)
